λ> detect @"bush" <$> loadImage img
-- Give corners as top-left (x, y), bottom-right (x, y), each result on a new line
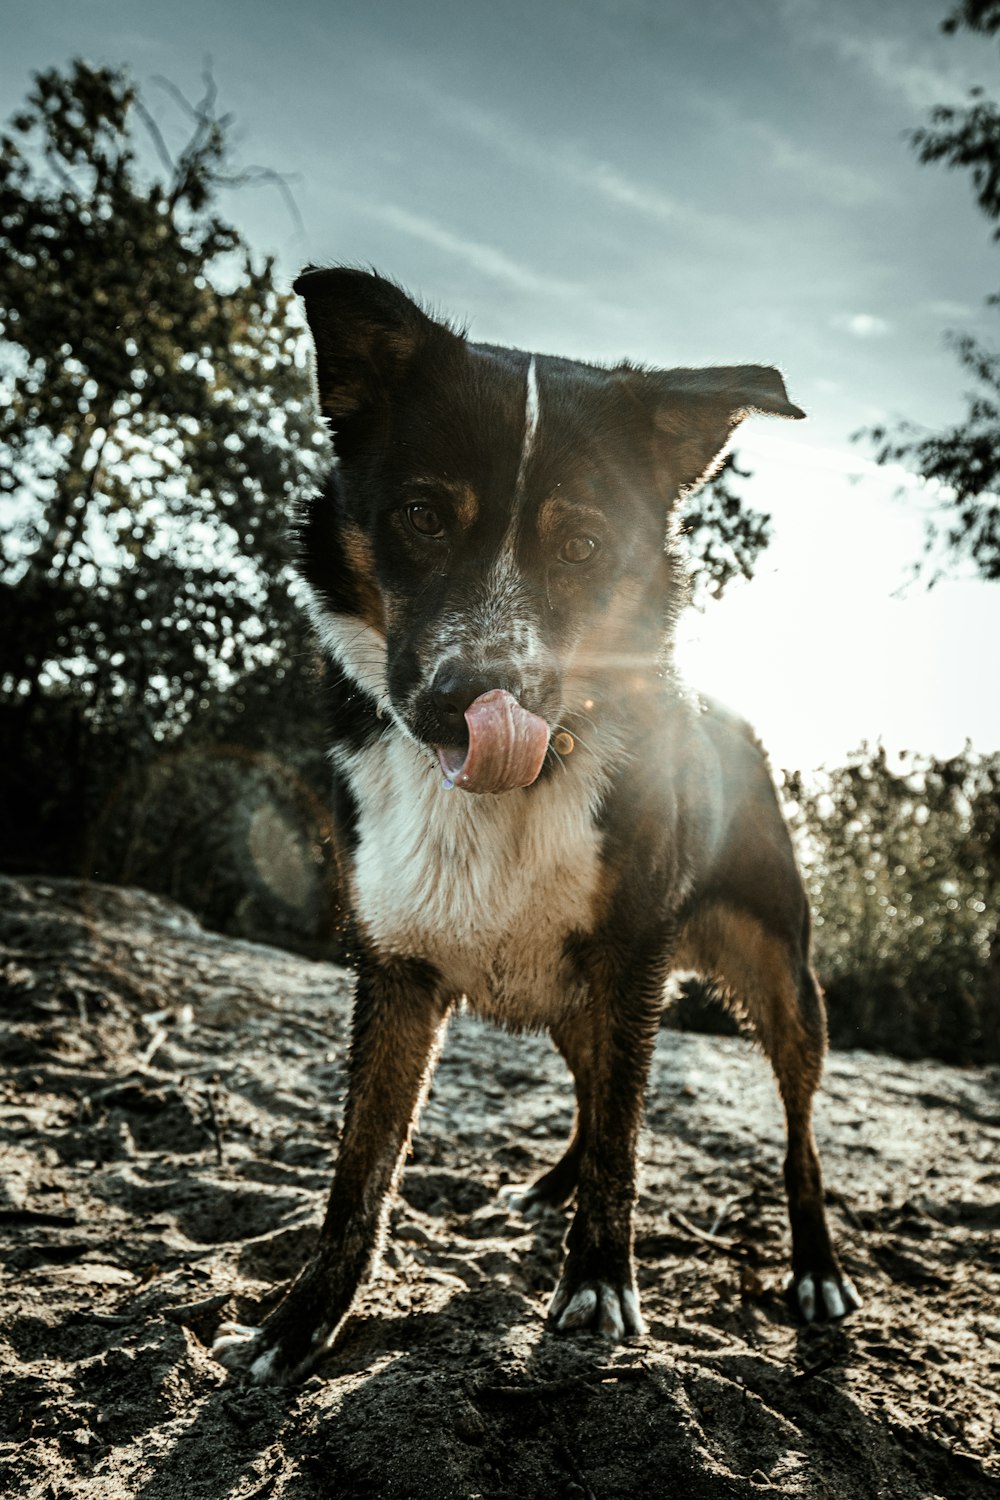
top-left (85, 733), bottom-right (343, 957)
top-left (786, 747), bottom-right (1000, 1064)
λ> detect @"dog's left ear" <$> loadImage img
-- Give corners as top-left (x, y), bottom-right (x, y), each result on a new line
top-left (293, 267), bottom-right (449, 429)
top-left (639, 365), bottom-right (805, 496)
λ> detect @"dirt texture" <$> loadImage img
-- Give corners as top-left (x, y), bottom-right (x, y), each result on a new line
top-left (1, 873), bottom-right (998, 1500)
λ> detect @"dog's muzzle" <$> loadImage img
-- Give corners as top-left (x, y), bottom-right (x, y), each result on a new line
top-left (417, 664), bottom-right (551, 794)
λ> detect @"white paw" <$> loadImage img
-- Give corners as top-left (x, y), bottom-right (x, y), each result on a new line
top-left (211, 1321), bottom-right (286, 1383)
top-left (211, 1321), bottom-right (263, 1370)
top-left (795, 1271), bottom-right (862, 1322)
top-left (497, 1183), bottom-right (550, 1222)
top-left (549, 1279), bottom-right (646, 1339)
top-left (212, 1320), bottom-right (258, 1352)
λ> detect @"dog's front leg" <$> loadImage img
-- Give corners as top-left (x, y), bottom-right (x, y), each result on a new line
top-left (549, 951), bottom-right (665, 1340)
top-left (213, 957), bottom-right (447, 1384)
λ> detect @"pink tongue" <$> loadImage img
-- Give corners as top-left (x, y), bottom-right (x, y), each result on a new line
top-left (437, 690), bottom-right (550, 794)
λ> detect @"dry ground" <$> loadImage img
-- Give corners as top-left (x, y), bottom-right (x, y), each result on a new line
top-left (1, 874), bottom-right (998, 1499)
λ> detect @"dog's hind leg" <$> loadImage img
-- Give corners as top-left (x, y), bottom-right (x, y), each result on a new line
top-left (212, 957), bottom-right (448, 1384)
top-left (499, 1016), bottom-right (592, 1216)
top-left (678, 903), bottom-right (861, 1322)
top-left (772, 962), bottom-right (861, 1321)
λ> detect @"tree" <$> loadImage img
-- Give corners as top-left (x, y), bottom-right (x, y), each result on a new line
top-left (0, 62), bottom-right (326, 872)
top-left (0, 59), bottom-right (772, 935)
top-left (680, 452), bottom-right (772, 600)
top-left (867, 1), bottom-right (1000, 578)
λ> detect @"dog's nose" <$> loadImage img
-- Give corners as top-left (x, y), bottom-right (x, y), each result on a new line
top-left (429, 665), bottom-right (522, 739)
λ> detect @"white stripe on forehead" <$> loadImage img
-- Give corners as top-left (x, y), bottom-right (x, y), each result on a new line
top-left (453, 353), bottom-right (542, 674)
top-left (515, 355), bottom-right (539, 496)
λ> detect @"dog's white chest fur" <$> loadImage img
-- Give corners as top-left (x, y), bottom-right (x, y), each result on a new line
top-left (344, 736), bottom-right (605, 1025)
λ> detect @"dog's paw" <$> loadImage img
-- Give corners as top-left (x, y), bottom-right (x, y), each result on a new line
top-left (212, 1321), bottom-right (297, 1385)
top-left (212, 1322), bottom-right (279, 1383)
top-left (792, 1267), bottom-right (862, 1323)
top-left (549, 1276), bottom-right (646, 1339)
top-left (211, 1315), bottom-right (333, 1385)
top-left (211, 1247), bottom-right (358, 1383)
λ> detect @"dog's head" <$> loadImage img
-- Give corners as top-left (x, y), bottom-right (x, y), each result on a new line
top-left (296, 268), bottom-right (803, 793)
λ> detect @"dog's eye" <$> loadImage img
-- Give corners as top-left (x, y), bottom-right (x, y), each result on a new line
top-left (406, 504), bottom-right (446, 539)
top-left (559, 535), bottom-right (598, 565)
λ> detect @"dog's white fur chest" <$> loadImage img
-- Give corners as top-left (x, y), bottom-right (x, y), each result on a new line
top-left (343, 736), bottom-right (605, 1026)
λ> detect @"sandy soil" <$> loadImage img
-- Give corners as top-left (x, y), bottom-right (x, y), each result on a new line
top-left (1, 873), bottom-right (998, 1500)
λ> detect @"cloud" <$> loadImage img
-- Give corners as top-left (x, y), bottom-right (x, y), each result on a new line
top-left (379, 70), bottom-right (758, 251)
top-left (349, 199), bottom-right (581, 299)
top-left (831, 312), bottom-right (891, 338)
top-left (831, 30), bottom-right (973, 112)
top-left (684, 93), bottom-right (881, 209)
top-left (775, 0), bottom-right (975, 112)
top-left (924, 298), bottom-right (978, 322)
top-left (749, 123), bottom-right (880, 208)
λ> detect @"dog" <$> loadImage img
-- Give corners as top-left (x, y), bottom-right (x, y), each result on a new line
top-left (212, 267), bottom-right (861, 1383)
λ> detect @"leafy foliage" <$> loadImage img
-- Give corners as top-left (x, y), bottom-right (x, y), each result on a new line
top-left (84, 730), bottom-right (342, 957)
top-left (0, 62), bottom-right (329, 912)
top-left (785, 747), bottom-right (1000, 1064)
top-left (866, 2), bottom-right (1000, 578)
top-left (680, 452), bottom-right (772, 600)
top-left (943, 1), bottom-right (1000, 38)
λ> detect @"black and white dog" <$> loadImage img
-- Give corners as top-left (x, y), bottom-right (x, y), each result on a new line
top-left (213, 268), bottom-right (860, 1383)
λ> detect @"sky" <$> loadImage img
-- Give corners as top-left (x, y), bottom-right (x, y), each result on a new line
top-left (3, 0), bottom-right (999, 769)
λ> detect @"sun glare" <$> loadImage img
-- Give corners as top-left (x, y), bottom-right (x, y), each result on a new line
top-left (675, 435), bottom-right (1000, 771)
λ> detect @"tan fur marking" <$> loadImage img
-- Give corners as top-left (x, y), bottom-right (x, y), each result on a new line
top-left (342, 523), bottom-right (387, 636)
top-left (537, 496), bottom-right (606, 547)
top-left (677, 904), bottom-right (792, 1013)
top-left (452, 484), bottom-right (479, 529)
top-left (330, 985), bottom-right (448, 1217)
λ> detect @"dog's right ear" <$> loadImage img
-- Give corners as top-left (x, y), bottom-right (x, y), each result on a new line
top-left (293, 268), bottom-right (443, 427)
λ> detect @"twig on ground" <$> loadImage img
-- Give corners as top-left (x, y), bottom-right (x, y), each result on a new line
top-left (556, 1439), bottom-right (597, 1500)
top-left (709, 1193), bottom-right (746, 1238)
top-left (244, 1478), bottom-right (277, 1500)
top-left (138, 1025), bottom-right (168, 1067)
top-left (824, 1186), bottom-right (865, 1230)
top-left (0, 1209), bottom-right (77, 1227)
top-left (162, 1292), bottom-right (231, 1325)
top-left (668, 1207), bottom-right (743, 1254)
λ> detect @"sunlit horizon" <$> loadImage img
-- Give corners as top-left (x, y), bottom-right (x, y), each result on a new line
top-left (675, 427), bottom-right (1000, 771)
